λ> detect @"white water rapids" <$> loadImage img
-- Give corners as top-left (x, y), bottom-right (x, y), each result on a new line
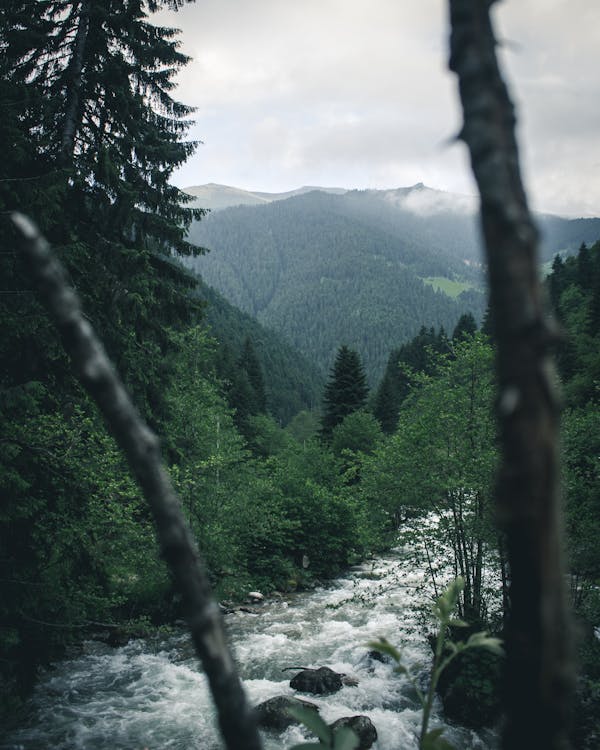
top-left (4, 548), bottom-right (498, 750)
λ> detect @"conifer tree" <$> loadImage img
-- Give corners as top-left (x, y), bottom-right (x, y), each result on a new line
top-left (452, 311), bottom-right (477, 340)
top-left (577, 242), bottom-right (593, 291)
top-left (0, 0), bottom-right (205, 711)
top-left (1, 0), bottom-right (204, 415)
top-left (548, 254), bottom-right (565, 313)
top-left (320, 345), bottom-right (369, 439)
top-left (238, 337), bottom-right (267, 414)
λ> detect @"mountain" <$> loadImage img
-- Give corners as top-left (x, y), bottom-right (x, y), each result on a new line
top-left (194, 275), bottom-right (324, 424)
top-left (184, 183), bottom-right (600, 383)
top-left (184, 183), bottom-right (347, 212)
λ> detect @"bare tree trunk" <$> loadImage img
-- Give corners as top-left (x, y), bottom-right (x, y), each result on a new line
top-left (448, 2), bottom-right (573, 749)
top-left (11, 213), bottom-right (263, 750)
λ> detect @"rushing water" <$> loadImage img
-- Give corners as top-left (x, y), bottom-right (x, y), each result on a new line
top-left (4, 548), bottom-right (497, 750)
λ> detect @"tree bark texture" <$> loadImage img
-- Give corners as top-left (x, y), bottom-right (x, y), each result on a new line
top-left (12, 212), bottom-right (263, 750)
top-left (448, 2), bottom-right (573, 749)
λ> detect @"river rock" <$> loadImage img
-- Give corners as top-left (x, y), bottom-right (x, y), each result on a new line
top-left (367, 648), bottom-right (392, 664)
top-left (248, 591), bottom-right (264, 602)
top-left (330, 715), bottom-right (378, 750)
top-left (290, 666), bottom-right (343, 695)
top-left (253, 695), bottom-right (319, 730)
top-left (437, 645), bottom-right (503, 729)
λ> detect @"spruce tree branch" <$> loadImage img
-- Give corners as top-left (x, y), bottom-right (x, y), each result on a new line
top-left (60, 0), bottom-right (91, 163)
top-left (448, 3), bottom-right (573, 749)
top-left (11, 212), bottom-right (263, 750)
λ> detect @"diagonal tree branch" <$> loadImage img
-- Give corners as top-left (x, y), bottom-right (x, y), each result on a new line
top-left (11, 212), bottom-right (263, 750)
top-left (448, 2), bottom-right (573, 749)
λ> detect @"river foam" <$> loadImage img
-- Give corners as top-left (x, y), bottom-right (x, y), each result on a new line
top-left (4, 549), bottom-right (498, 750)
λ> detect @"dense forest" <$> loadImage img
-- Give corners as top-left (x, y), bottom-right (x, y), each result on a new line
top-left (185, 189), bottom-right (488, 382)
top-left (193, 275), bottom-right (325, 424)
top-left (184, 186), bottom-right (599, 383)
top-left (1, 2), bottom-right (600, 749)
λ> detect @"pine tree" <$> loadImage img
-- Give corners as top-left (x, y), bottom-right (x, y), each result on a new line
top-left (0, 1), bottom-right (206, 712)
top-left (452, 312), bottom-right (477, 340)
top-left (238, 337), bottom-right (267, 414)
top-left (320, 345), bottom-right (369, 439)
top-left (1, 0), bottom-right (204, 416)
top-left (577, 242), bottom-right (593, 291)
top-left (372, 369), bottom-right (400, 435)
top-left (548, 254), bottom-right (565, 313)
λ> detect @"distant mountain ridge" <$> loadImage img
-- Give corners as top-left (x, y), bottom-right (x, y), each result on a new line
top-left (184, 183), bottom-right (600, 383)
top-left (184, 183), bottom-right (347, 212)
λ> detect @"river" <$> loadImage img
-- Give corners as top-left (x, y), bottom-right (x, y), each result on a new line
top-left (4, 547), bottom-right (498, 750)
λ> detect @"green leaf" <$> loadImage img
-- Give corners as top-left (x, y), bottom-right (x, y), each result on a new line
top-left (465, 632), bottom-right (505, 656)
top-left (448, 618), bottom-right (468, 628)
top-left (287, 705), bottom-right (332, 744)
top-left (332, 727), bottom-right (360, 750)
top-left (366, 637), bottom-right (402, 663)
top-left (422, 727), bottom-right (457, 750)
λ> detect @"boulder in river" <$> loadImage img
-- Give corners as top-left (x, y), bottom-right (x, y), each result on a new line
top-left (330, 715), bottom-right (378, 750)
top-left (290, 666), bottom-right (344, 695)
top-left (253, 695), bottom-right (319, 730)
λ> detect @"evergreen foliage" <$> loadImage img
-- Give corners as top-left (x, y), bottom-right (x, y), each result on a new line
top-left (373, 325), bottom-right (453, 434)
top-left (195, 277), bottom-right (324, 424)
top-left (0, 0), bottom-right (204, 714)
top-left (185, 186), bottom-right (599, 383)
top-left (238, 337), bottom-right (267, 415)
top-left (185, 190), bottom-right (488, 382)
top-left (320, 346), bottom-right (369, 440)
top-left (452, 312), bottom-right (477, 340)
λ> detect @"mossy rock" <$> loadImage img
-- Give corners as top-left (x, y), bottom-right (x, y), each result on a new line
top-left (437, 645), bottom-right (503, 729)
top-left (253, 695), bottom-right (319, 730)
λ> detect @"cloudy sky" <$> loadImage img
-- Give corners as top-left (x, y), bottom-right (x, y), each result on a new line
top-left (154, 1), bottom-right (600, 217)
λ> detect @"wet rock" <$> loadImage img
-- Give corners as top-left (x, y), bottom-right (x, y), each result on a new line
top-left (248, 591), bottom-right (264, 602)
top-left (236, 606), bottom-right (261, 615)
top-left (107, 629), bottom-right (130, 648)
top-left (367, 648), bottom-right (392, 664)
top-left (290, 666), bottom-right (343, 695)
top-left (437, 646), bottom-right (503, 729)
top-left (253, 695), bottom-right (319, 730)
top-left (330, 715), bottom-right (378, 750)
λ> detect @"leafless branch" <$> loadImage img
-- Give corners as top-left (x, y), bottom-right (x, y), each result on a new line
top-left (11, 212), bottom-right (263, 750)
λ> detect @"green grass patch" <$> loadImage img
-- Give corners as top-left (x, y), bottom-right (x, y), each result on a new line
top-left (422, 277), bottom-right (477, 298)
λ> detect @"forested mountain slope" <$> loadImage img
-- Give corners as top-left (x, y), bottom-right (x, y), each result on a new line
top-left (185, 188), bottom-right (485, 382)
top-left (194, 276), bottom-right (325, 423)
top-left (185, 184), bottom-right (598, 382)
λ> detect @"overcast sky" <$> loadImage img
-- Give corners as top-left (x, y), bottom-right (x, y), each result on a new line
top-left (154, 1), bottom-right (600, 217)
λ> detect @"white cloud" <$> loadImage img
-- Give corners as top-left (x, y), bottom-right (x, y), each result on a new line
top-left (155, 0), bottom-right (600, 216)
top-left (386, 187), bottom-right (476, 217)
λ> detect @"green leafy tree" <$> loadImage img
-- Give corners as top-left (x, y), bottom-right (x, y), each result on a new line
top-left (363, 334), bottom-right (500, 622)
top-left (320, 345), bottom-right (369, 440)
